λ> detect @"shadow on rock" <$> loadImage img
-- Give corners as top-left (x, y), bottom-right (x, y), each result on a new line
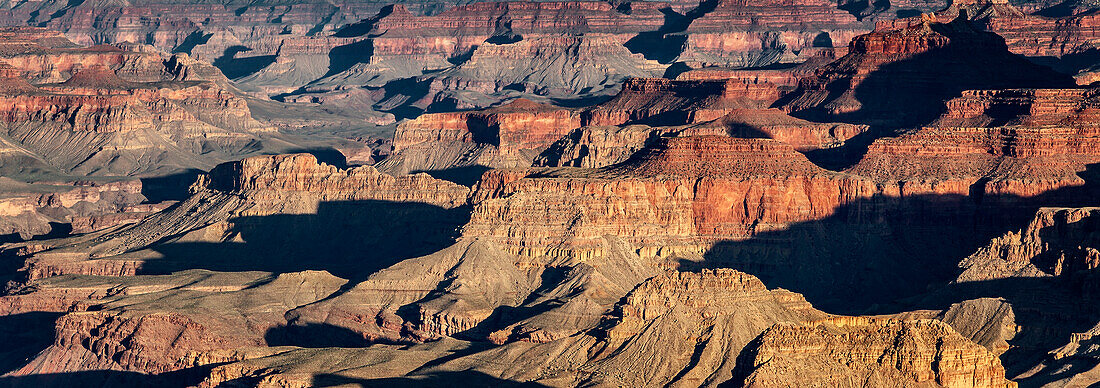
top-left (0, 364), bottom-right (219, 388)
top-left (139, 170), bottom-right (203, 203)
top-left (0, 312), bottom-right (63, 375)
top-left (778, 19), bottom-right (1075, 170)
top-left (412, 165), bottom-right (491, 187)
top-left (694, 168), bottom-right (1100, 315)
top-left (311, 371), bottom-right (552, 387)
top-left (265, 323), bottom-right (374, 348)
top-left (142, 200), bottom-right (471, 282)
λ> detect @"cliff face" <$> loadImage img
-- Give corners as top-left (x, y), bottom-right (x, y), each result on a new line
top-left (0, 27), bottom-right (275, 178)
top-left (0, 138), bottom-right (1062, 385)
top-left (581, 77), bottom-right (784, 127)
top-left (741, 317), bottom-right (1014, 388)
top-left (781, 17), bottom-right (1075, 129)
top-left (465, 136), bottom-right (874, 259)
top-left (674, 0), bottom-right (868, 67)
top-left (379, 99), bottom-right (583, 174)
top-left (959, 207), bottom-right (1100, 282)
top-left (849, 86), bottom-right (1100, 201)
top-left (6, 0), bottom-right (873, 123)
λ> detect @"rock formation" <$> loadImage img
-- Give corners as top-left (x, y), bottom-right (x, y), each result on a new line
top-left (0, 178), bottom-right (169, 241)
top-left (740, 317), bottom-right (1014, 387)
top-left (7, 0), bottom-right (1100, 386)
top-left (0, 27), bottom-right (278, 178)
top-left (379, 98), bottom-right (582, 174)
top-left (781, 16), bottom-right (1074, 129)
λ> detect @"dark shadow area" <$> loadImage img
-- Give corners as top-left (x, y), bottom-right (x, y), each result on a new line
top-left (0, 370), bottom-right (159, 388)
top-left (837, 0), bottom-right (871, 18)
top-left (725, 121), bottom-right (773, 139)
top-left (1034, 0), bottom-right (1083, 17)
top-left (310, 371), bottom-right (551, 387)
top-left (710, 168), bottom-right (1100, 382)
top-left (780, 18), bottom-right (1076, 170)
top-left (798, 128), bottom-right (879, 170)
top-left (265, 323), bottom-right (373, 348)
top-left (486, 17), bottom-right (523, 45)
top-left (332, 4), bottom-right (397, 38)
top-left (46, 0), bottom-right (85, 20)
top-left (662, 61), bottom-right (693, 79)
top-left (375, 78), bottom-right (433, 120)
top-left (447, 47), bottom-right (477, 66)
top-left (624, 0), bottom-right (719, 64)
top-left (811, 32), bottom-right (833, 48)
top-left (1028, 48), bottom-right (1100, 76)
top-left (0, 363), bottom-right (219, 388)
top-left (896, 8), bottom-right (924, 18)
top-left (277, 148), bottom-right (349, 169)
top-left (412, 165), bottom-right (491, 187)
top-left (693, 166), bottom-right (1100, 316)
top-left (212, 46), bottom-right (276, 80)
top-left (0, 222), bottom-right (73, 245)
top-left (0, 312), bottom-right (62, 375)
top-left (0, 246), bottom-right (23, 286)
top-left (549, 93), bottom-right (616, 108)
top-left (141, 200), bottom-right (471, 282)
top-left (171, 31), bottom-right (211, 54)
top-left (139, 169), bottom-right (202, 203)
top-left (323, 39), bottom-right (374, 79)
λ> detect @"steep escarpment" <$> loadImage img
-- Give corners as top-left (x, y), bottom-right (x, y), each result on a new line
top-left (7, 153), bottom-right (470, 283)
top-left (196, 269), bottom-right (1010, 388)
top-left (0, 27), bottom-right (278, 178)
top-left (250, 2), bottom-right (669, 108)
top-left (781, 17), bottom-right (1075, 129)
top-left (0, 178), bottom-right (170, 241)
top-left (465, 136), bottom-right (870, 259)
top-left (582, 77), bottom-right (785, 127)
top-left (379, 99), bottom-right (582, 174)
top-left (672, 0), bottom-right (869, 68)
top-left (740, 317), bottom-right (1014, 388)
top-left (0, 136), bottom-right (1060, 386)
top-left (850, 87), bottom-right (1100, 199)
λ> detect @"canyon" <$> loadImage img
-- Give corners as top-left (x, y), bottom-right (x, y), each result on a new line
top-left (3, 0), bottom-right (1100, 386)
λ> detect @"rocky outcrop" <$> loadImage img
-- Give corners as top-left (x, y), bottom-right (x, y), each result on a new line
top-left (581, 77), bottom-right (785, 127)
top-left (848, 87), bottom-right (1100, 201)
top-left (740, 317), bottom-right (1014, 388)
top-left (781, 17), bottom-right (1075, 129)
top-left (8, 270), bottom-right (345, 377)
top-left (9, 153), bottom-right (469, 282)
top-left (673, 0), bottom-right (868, 68)
top-left (0, 178), bottom-right (165, 240)
top-left (0, 27), bottom-right (277, 178)
top-left (466, 136), bottom-right (872, 258)
top-left (380, 99), bottom-right (582, 173)
top-left (958, 207), bottom-right (1100, 282)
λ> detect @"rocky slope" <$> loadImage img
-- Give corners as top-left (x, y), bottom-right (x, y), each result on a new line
top-left (0, 27), bottom-right (280, 179)
top-left (0, 178), bottom-right (170, 242)
top-left (781, 16), bottom-right (1075, 130)
top-left (378, 98), bottom-right (582, 174)
top-left (740, 317), bottom-right (1013, 387)
top-left (1, 127), bottom-right (1089, 385)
